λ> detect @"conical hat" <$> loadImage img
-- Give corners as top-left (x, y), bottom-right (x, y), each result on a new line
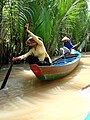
top-left (61, 36), bottom-right (70, 41)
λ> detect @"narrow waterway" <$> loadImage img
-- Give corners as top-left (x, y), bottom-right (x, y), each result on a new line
top-left (0, 53), bottom-right (90, 120)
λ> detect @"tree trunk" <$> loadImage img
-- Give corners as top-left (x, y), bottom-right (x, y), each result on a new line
top-left (0, 0), bottom-right (3, 39)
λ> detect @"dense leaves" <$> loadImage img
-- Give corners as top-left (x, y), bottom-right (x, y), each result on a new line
top-left (0, 0), bottom-right (90, 66)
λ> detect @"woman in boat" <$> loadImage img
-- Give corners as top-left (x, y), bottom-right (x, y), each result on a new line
top-left (60, 36), bottom-right (80, 55)
top-left (12, 24), bottom-right (52, 66)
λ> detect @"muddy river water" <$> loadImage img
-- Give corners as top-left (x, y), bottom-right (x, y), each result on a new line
top-left (0, 53), bottom-right (90, 120)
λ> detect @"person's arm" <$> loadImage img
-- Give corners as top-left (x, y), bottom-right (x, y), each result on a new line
top-left (72, 42), bottom-right (80, 49)
top-left (12, 50), bottom-right (32, 61)
top-left (25, 24), bottom-right (43, 45)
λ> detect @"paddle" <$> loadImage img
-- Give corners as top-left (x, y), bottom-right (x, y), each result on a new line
top-left (52, 53), bottom-right (78, 64)
top-left (0, 26), bottom-right (27, 90)
top-left (72, 42), bottom-right (80, 49)
top-left (52, 54), bottom-right (64, 63)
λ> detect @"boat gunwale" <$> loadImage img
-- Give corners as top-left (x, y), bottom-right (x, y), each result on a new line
top-left (37, 54), bottom-right (80, 68)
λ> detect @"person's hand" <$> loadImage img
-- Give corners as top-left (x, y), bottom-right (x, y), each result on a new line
top-left (78, 42), bottom-right (80, 45)
top-left (25, 23), bottom-right (29, 31)
top-left (12, 57), bottom-right (21, 61)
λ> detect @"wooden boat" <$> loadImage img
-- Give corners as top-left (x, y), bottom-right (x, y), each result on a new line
top-left (29, 50), bottom-right (81, 80)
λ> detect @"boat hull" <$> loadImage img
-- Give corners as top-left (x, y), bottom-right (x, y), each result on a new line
top-left (29, 50), bottom-right (81, 80)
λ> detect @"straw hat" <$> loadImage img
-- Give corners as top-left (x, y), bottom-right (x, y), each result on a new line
top-left (27, 36), bottom-right (33, 41)
top-left (61, 36), bottom-right (70, 41)
top-left (26, 37), bottom-right (36, 46)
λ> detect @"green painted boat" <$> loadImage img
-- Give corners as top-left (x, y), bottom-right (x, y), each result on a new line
top-left (29, 50), bottom-right (81, 80)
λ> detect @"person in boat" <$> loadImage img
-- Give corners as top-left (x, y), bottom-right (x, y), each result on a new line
top-left (60, 36), bottom-right (80, 55)
top-left (12, 24), bottom-right (52, 66)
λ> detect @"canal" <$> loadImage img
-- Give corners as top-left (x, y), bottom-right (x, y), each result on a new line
top-left (0, 53), bottom-right (90, 120)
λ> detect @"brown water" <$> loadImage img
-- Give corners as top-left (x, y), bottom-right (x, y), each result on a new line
top-left (0, 53), bottom-right (90, 120)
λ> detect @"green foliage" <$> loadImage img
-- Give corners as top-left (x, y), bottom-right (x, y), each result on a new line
top-left (0, 0), bottom-right (89, 56)
top-left (60, 0), bottom-right (88, 40)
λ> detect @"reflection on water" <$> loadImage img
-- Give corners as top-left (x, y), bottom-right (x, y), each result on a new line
top-left (0, 53), bottom-right (90, 120)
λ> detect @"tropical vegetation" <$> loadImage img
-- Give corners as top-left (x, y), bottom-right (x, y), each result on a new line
top-left (0, 0), bottom-right (90, 66)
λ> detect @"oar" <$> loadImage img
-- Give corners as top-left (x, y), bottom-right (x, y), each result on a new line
top-left (72, 42), bottom-right (80, 49)
top-left (0, 62), bottom-right (14, 90)
top-left (0, 27), bottom-right (26, 90)
top-left (52, 54), bottom-right (64, 63)
top-left (52, 53), bottom-right (78, 64)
